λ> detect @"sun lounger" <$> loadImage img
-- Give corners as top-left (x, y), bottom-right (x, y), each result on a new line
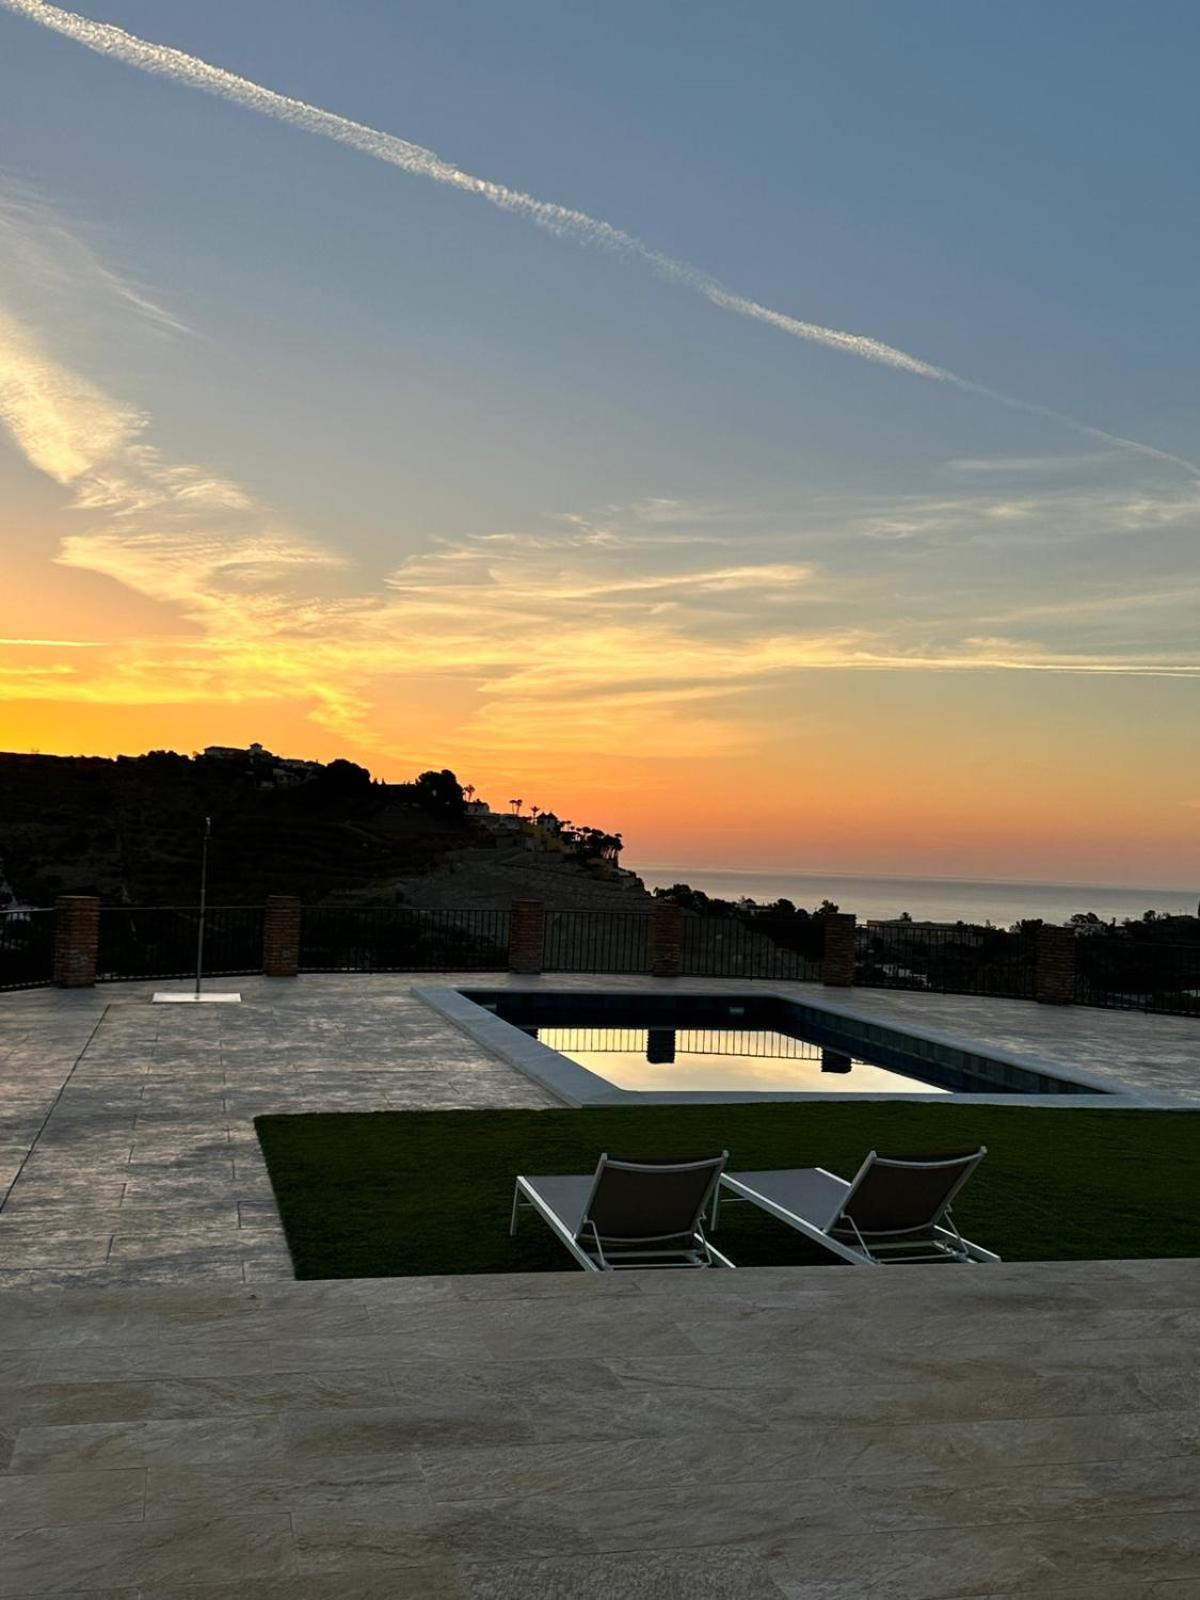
top-left (716, 1147), bottom-right (998, 1265)
top-left (511, 1152), bottom-right (734, 1271)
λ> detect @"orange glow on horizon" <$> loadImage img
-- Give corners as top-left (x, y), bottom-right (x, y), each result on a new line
top-left (3, 667), bottom-right (1196, 891)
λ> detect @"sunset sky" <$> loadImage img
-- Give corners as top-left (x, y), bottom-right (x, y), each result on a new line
top-left (2, 1), bottom-right (1198, 886)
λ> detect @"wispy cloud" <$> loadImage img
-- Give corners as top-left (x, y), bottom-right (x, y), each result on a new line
top-left (4, 195), bottom-right (1200, 772)
top-left (387, 551), bottom-right (813, 604)
top-left (0, 261), bottom-right (349, 715)
top-left (4, 0), bottom-right (1199, 479)
top-left (975, 584), bottom-right (1200, 627)
top-left (6, 305), bottom-right (1200, 759)
top-left (823, 483), bottom-right (1200, 549)
top-left (0, 305), bottom-right (139, 482)
top-left (0, 636), bottom-right (102, 647)
top-left (0, 0), bottom-right (946, 381)
top-left (946, 453), bottom-right (1116, 475)
top-left (0, 301), bottom-right (334, 592)
top-left (0, 182), bottom-right (191, 337)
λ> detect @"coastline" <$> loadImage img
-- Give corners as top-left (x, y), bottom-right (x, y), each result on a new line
top-left (635, 866), bottom-right (1197, 927)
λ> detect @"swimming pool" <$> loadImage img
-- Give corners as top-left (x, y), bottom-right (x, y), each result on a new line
top-left (535, 1024), bottom-right (948, 1094)
top-left (433, 987), bottom-right (1116, 1104)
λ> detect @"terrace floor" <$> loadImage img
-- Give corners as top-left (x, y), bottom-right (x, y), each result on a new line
top-left (1, 972), bottom-right (1198, 1287)
top-left (0, 974), bottom-right (555, 1289)
top-left (3, 1257), bottom-right (1200, 1596)
top-left (1, 975), bottom-right (1198, 1596)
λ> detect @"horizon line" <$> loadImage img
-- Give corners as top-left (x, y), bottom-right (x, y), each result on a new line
top-left (634, 864), bottom-right (1196, 896)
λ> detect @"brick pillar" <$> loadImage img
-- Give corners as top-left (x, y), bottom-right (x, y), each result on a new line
top-left (821, 912), bottom-right (858, 988)
top-left (508, 899), bottom-right (545, 974)
top-left (263, 895), bottom-right (302, 978)
top-left (53, 895), bottom-right (99, 988)
top-left (1035, 923), bottom-right (1076, 1005)
top-left (650, 901), bottom-right (683, 978)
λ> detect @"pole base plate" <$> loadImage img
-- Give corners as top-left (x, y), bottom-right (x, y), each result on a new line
top-left (152, 992), bottom-right (242, 1004)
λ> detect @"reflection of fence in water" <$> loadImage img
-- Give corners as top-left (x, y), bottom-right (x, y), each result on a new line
top-left (536, 1027), bottom-right (857, 1064)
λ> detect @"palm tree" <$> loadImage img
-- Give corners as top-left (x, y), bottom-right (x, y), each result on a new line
top-left (463, 784), bottom-right (476, 804)
top-left (510, 798), bottom-right (523, 816)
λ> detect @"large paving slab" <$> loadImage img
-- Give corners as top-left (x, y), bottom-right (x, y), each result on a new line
top-left (0, 1258), bottom-right (1198, 1597)
top-left (805, 982), bottom-right (1200, 1103)
top-left (0, 975), bottom-right (552, 1287)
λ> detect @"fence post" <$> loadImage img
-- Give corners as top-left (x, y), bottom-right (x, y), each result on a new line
top-left (509, 900), bottom-right (545, 975)
top-left (821, 912), bottom-right (857, 988)
top-left (263, 895), bottom-right (302, 978)
top-left (1035, 923), bottom-right (1075, 1005)
top-left (650, 901), bottom-right (683, 978)
top-left (53, 895), bottom-right (100, 988)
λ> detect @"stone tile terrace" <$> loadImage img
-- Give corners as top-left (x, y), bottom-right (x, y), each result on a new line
top-left (0, 975), bottom-right (555, 1288)
top-left (0, 975), bottom-right (1197, 1595)
top-left (1, 972), bottom-right (1195, 1289)
top-left (2, 1258), bottom-right (1200, 1596)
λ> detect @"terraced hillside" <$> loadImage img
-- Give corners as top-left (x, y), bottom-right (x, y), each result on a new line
top-left (0, 750), bottom-right (473, 906)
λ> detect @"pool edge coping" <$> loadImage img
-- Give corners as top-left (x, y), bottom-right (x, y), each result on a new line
top-left (414, 982), bottom-right (1181, 1111)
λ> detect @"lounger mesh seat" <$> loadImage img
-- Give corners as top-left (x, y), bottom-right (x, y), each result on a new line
top-left (718, 1147), bottom-right (998, 1266)
top-left (512, 1152), bottom-right (733, 1271)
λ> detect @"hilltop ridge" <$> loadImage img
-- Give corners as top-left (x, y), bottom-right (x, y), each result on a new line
top-left (0, 746), bottom-right (641, 910)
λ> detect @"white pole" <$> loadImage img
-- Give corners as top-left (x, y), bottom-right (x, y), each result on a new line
top-left (195, 815), bottom-right (211, 999)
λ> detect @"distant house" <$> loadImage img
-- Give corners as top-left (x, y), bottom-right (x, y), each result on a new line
top-left (273, 757), bottom-right (321, 786)
top-left (201, 743), bottom-right (318, 787)
top-left (478, 812), bottom-right (522, 833)
top-left (465, 799), bottom-right (491, 816)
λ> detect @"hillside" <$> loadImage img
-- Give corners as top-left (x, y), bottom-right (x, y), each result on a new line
top-left (0, 748), bottom-right (565, 907)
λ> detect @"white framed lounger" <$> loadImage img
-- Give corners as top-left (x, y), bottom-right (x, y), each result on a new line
top-left (716, 1149), bottom-right (1000, 1266)
top-left (511, 1153), bottom-right (736, 1271)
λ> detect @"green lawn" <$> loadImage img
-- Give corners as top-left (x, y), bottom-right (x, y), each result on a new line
top-left (254, 1104), bottom-right (1200, 1279)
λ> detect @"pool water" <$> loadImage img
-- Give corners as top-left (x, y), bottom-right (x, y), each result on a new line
top-left (535, 1025), bottom-right (949, 1094)
top-left (460, 989), bottom-right (1098, 1097)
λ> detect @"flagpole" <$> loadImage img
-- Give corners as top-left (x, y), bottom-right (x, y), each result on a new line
top-left (195, 815), bottom-right (211, 999)
top-left (152, 810), bottom-right (238, 1003)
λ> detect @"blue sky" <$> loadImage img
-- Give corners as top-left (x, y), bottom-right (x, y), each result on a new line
top-left (1, 0), bottom-right (1198, 881)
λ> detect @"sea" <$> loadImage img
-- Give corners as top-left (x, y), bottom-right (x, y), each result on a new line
top-left (634, 867), bottom-right (1199, 928)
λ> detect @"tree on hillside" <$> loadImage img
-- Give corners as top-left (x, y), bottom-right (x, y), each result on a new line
top-left (564, 826), bottom-right (623, 864)
top-left (414, 769), bottom-right (465, 817)
top-left (321, 758), bottom-right (372, 791)
top-left (653, 883), bottom-right (712, 913)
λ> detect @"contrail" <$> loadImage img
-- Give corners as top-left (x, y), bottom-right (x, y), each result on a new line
top-left (5, 0), bottom-right (1198, 478)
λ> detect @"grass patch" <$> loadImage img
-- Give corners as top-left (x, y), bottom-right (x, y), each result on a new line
top-left (255, 1104), bottom-right (1200, 1279)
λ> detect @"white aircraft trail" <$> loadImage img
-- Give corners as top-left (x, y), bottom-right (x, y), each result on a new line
top-left (4, 0), bottom-right (1197, 478)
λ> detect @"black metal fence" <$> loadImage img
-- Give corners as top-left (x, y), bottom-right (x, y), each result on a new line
top-left (97, 906), bottom-right (266, 981)
top-left (680, 915), bottom-right (822, 981)
top-left (543, 910), bottom-right (652, 973)
top-left (1075, 935), bottom-right (1200, 1015)
top-left (0, 909), bottom-right (56, 991)
top-left (299, 907), bottom-right (511, 972)
top-left (8, 901), bottom-right (1200, 1019)
top-left (855, 924), bottom-right (1038, 1000)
